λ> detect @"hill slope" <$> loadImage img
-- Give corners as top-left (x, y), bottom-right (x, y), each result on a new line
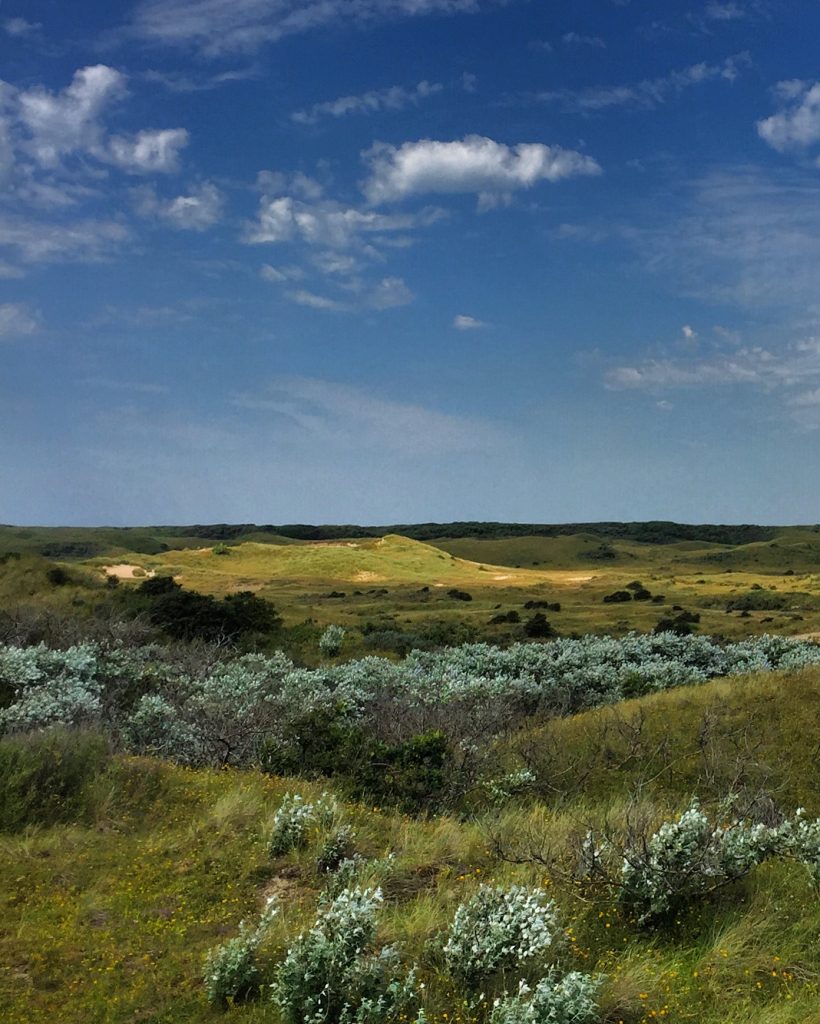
top-left (1, 667), bottom-right (818, 1024)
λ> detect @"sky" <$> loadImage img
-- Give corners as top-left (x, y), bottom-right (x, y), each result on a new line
top-left (2, 0), bottom-right (820, 526)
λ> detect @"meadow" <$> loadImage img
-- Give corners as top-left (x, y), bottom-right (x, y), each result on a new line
top-left (1, 521), bottom-right (819, 1024)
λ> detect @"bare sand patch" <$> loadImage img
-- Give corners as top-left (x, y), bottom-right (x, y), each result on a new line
top-left (354, 570), bottom-right (385, 582)
top-left (102, 564), bottom-right (155, 580)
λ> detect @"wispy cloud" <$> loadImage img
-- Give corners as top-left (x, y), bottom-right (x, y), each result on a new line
top-left (233, 375), bottom-right (504, 454)
top-left (0, 302), bottom-right (40, 339)
top-left (605, 331), bottom-right (820, 428)
top-left (291, 80), bottom-right (442, 125)
top-left (3, 17), bottom-right (42, 37)
top-left (562, 31), bottom-right (605, 48)
top-left (143, 66), bottom-right (262, 93)
top-left (630, 168), bottom-right (820, 311)
top-left (281, 276), bottom-right (414, 313)
top-left (362, 134), bottom-right (601, 206)
top-left (133, 181), bottom-right (224, 230)
top-left (130, 0), bottom-right (506, 56)
top-left (0, 211), bottom-right (130, 266)
top-left (535, 54), bottom-right (748, 112)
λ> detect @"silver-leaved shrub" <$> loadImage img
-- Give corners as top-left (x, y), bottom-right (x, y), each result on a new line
top-left (443, 885), bottom-right (561, 988)
top-left (583, 801), bottom-right (820, 924)
top-left (203, 895), bottom-right (279, 1005)
top-left (268, 792), bottom-right (339, 857)
top-left (271, 886), bottom-right (418, 1024)
top-left (489, 973), bottom-right (602, 1024)
top-left (319, 624), bottom-right (346, 658)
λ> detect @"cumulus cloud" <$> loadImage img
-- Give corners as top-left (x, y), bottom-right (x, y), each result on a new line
top-left (757, 81), bottom-right (820, 152)
top-left (1, 64), bottom-right (189, 190)
top-left (362, 134), bottom-right (601, 205)
top-left (0, 302), bottom-right (39, 338)
top-left (17, 65), bottom-right (126, 168)
top-left (133, 181), bottom-right (223, 229)
top-left (537, 54), bottom-right (748, 112)
top-left (106, 128), bottom-right (189, 173)
top-left (131, 0), bottom-right (503, 56)
top-left (292, 80), bottom-right (442, 125)
top-left (454, 314), bottom-right (486, 329)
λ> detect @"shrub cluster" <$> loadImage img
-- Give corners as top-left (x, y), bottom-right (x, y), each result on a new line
top-left (582, 800), bottom-right (820, 924)
top-left (2, 634), bottom-right (819, 784)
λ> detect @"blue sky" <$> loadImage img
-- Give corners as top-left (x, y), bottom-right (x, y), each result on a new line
top-left (2, 0), bottom-right (820, 525)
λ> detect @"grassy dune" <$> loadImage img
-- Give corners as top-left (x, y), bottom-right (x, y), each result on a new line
top-left (2, 668), bottom-right (819, 1024)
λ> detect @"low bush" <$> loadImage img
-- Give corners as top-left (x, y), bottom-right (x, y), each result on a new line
top-left (443, 885), bottom-right (561, 988)
top-left (271, 887), bottom-right (419, 1024)
top-left (203, 895), bottom-right (279, 1005)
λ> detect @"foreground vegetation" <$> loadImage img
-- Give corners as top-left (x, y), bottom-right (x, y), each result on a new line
top-left (1, 665), bottom-right (819, 1024)
top-left (2, 522), bottom-right (819, 1023)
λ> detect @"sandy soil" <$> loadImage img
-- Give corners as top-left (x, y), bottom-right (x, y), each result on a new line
top-left (102, 564), bottom-right (154, 580)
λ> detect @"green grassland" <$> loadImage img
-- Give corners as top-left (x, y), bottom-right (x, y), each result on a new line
top-left (2, 667), bottom-right (819, 1024)
top-left (58, 528), bottom-right (820, 644)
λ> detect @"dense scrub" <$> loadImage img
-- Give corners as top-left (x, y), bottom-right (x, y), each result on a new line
top-left (2, 633), bottom-right (820, 813)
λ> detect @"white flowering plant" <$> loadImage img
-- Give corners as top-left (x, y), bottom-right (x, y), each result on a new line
top-left (443, 885), bottom-right (561, 988)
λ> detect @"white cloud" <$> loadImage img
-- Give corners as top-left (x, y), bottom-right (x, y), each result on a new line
top-left (4, 17), bottom-right (41, 36)
top-left (260, 262), bottom-right (304, 282)
top-left (245, 194), bottom-right (442, 248)
top-left (454, 314), bottom-right (486, 329)
top-left (234, 375), bottom-right (503, 454)
top-left (631, 169), bottom-right (820, 311)
top-left (682, 324), bottom-right (698, 341)
top-left (0, 211), bottom-right (130, 264)
top-left (143, 66), bottom-right (261, 92)
top-left (0, 302), bottom-right (39, 338)
top-left (362, 134), bottom-right (601, 205)
top-left (131, 0), bottom-right (504, 56)
top-left (757, 81), bottom-right (820, 152)
top-left (134, 181), bottom-right (223, 229)
top-left (286, 288), bottom-right (349, 311)
top-left (703, 2), bottom-right (746, 20)
top-left (367, 276), bottom-right (413, 309)
top-left (292, 80), bottom-right (442, 125)
top-left (106, 128), bottom-right (189, 173)
top-left (562, 31), bottom-right (605, 48)
top-left (537, 54), bottom-right (748, 112)
top-left (283, 276), bottom-right (413, 313)
top-left (17, 65), bottom-right (126, 168)
top-left (605, 333), bottom-right (820, 428)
